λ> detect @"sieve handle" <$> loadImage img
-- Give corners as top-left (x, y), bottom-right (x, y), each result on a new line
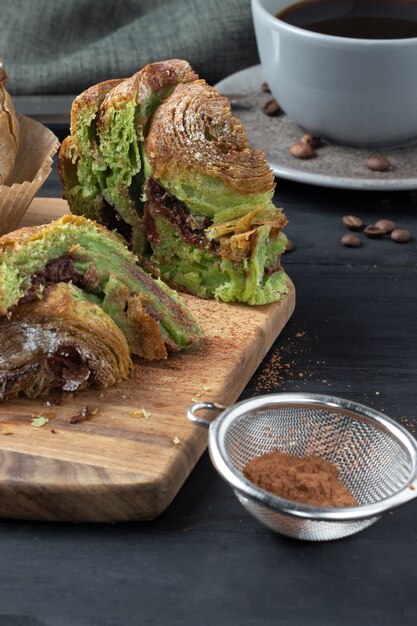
top-left (187, 402), bottom-right (226, 428)
top-left (404, 480), bottom-right (417, 503)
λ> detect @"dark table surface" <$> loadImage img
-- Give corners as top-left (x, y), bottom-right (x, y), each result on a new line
top-left (1, 126), bottom-right (417, 626)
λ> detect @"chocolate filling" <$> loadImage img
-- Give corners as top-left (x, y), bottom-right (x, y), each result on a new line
top-left (46, 345), bottom-right (91, 391)
top-left (143, 179), bottom-right (282, 274)
top-left (19, 258), bottom-right (84, 304)
top-left (101, 198), bottom-right (133, 244)
top-left (0, 345), bottom-right (91, 400)
top-left (19, 258), bottom-right (99, 305)
top-left (144, 178), bottom-right (218, 253)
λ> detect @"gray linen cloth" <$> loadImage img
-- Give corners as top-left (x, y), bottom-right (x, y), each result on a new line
top-left (0, 0), bottom-right (259, 94)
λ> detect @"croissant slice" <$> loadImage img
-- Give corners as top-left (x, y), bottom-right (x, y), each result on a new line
top-left (0, 214), bottom-right (202, 359)
top-left (142, 78), bottom-right (289, 304)
top-left (59, 60), bottom-right (198, 254)
top-left (0, 282), bottom-right (132, 400)
top-left (58, 78), bottom-right (126, 224)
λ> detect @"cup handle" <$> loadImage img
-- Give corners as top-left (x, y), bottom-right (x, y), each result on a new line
top-left (187, 402), bottom-right (226, 428)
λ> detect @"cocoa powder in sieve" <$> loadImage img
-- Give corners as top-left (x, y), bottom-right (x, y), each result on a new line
top-left (243, 450), bottom-right (357, 507)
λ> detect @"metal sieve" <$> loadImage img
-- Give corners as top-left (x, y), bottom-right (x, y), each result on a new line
top-left (187, 393), bottom-right (417, 541)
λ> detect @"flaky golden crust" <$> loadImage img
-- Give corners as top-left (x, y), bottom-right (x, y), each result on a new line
top-left (98, 59), bottom-right (199, 127)
top-left (0, 213), bottom-right (126, 255)
top-left (59, 79), bottom-right (125, 200)
top-left (126, 295), bottom-right (167, 360)
top-left (57, 136), bottom-right (78, 195)
top-left (9, 282), bottom-right (131, 372)
top-left (0, 283), bottom-right (132, 400)
top-left (144, 80), bottom-right (275, 196)
top-left (69, 78), bottom-right (125, 134)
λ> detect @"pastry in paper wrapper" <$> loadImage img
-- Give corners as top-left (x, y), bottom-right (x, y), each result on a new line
top-left (0, 64), bottom-right (20, 185)
top-left (0, 114), bottom-right (59, 236)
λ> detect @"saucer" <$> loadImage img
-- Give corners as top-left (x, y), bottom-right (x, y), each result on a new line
top-left (215, 65), bottom-right (417, 191)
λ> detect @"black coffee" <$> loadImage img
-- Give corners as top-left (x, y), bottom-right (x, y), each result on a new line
top-left (277, 0), bottom-right (417, 39)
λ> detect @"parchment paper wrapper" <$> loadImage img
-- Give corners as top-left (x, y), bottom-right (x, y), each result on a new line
top-left (0, 114), bottom-right (59, 235)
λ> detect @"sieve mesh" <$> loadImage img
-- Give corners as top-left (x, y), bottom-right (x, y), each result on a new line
top-left (236, 493), bottom-right (378, 541)
top-left (219, 405), bottom-right (414, 540)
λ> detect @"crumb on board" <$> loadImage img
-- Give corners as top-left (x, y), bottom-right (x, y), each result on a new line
top-left (68, 405), bottom-right (98, 424)
top-left (173, 436), bottom-right (181, 445)
top-left (2, 432), bottom-right (13, 436)
top-left (50, 428), bottom-right (57, 434)
top-left (31, 415), bottom-right (49, 428)
top-left (190, 385), bottom-right (213, 402)
top-left (130, 408), bottom-right (151, 419)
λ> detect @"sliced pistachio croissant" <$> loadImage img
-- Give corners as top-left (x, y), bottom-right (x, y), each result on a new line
top-left (0, 282), bottom-right (132, 400)
top-left (58, 60), bottom-right (289, 305)
top-left (60, 60), bottom-right (198, 254)
top-left (0, 214), bottom-right (202, 362)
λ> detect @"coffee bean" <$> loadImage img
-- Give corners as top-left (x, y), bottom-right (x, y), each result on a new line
top-left (342, 215), bottom-right (363, 230)
top-left (341, 233), bottom-right (361, 248)
top-left (391, 228), bottom-right (411, 243)
top-left (366, 154), bottom-right (391, 172)
top-left (374, 219), bottom-right (397, 234)
top-left (262, 99), bottom-right (281, 116)
top-left (261, 82), bottom-right (271, 93)
top-left (301, 133), bottom-right (322, 149)
top-left (289, 142), bottom-right (316, 159)
top-left (364, 224), bottom-right (385, 238)
top-left (285, 239), bottom-right (294, 252)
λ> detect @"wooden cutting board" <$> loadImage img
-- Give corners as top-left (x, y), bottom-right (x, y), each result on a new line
top-left (0, 197), bottom-right (295, 522)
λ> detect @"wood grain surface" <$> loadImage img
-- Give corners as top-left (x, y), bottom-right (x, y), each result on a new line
top-left (0, 197), bottom-right (295, 522)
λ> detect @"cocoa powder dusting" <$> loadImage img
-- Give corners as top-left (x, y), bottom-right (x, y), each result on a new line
top-left (243, 450), bottom-right (357, 507)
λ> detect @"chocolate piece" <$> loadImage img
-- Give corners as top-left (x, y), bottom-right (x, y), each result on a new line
top-left (68, 405), bottom-right (95, 424)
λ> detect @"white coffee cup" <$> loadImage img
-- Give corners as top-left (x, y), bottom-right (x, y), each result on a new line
top-left (252, 0), bottom-right (417, 147)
